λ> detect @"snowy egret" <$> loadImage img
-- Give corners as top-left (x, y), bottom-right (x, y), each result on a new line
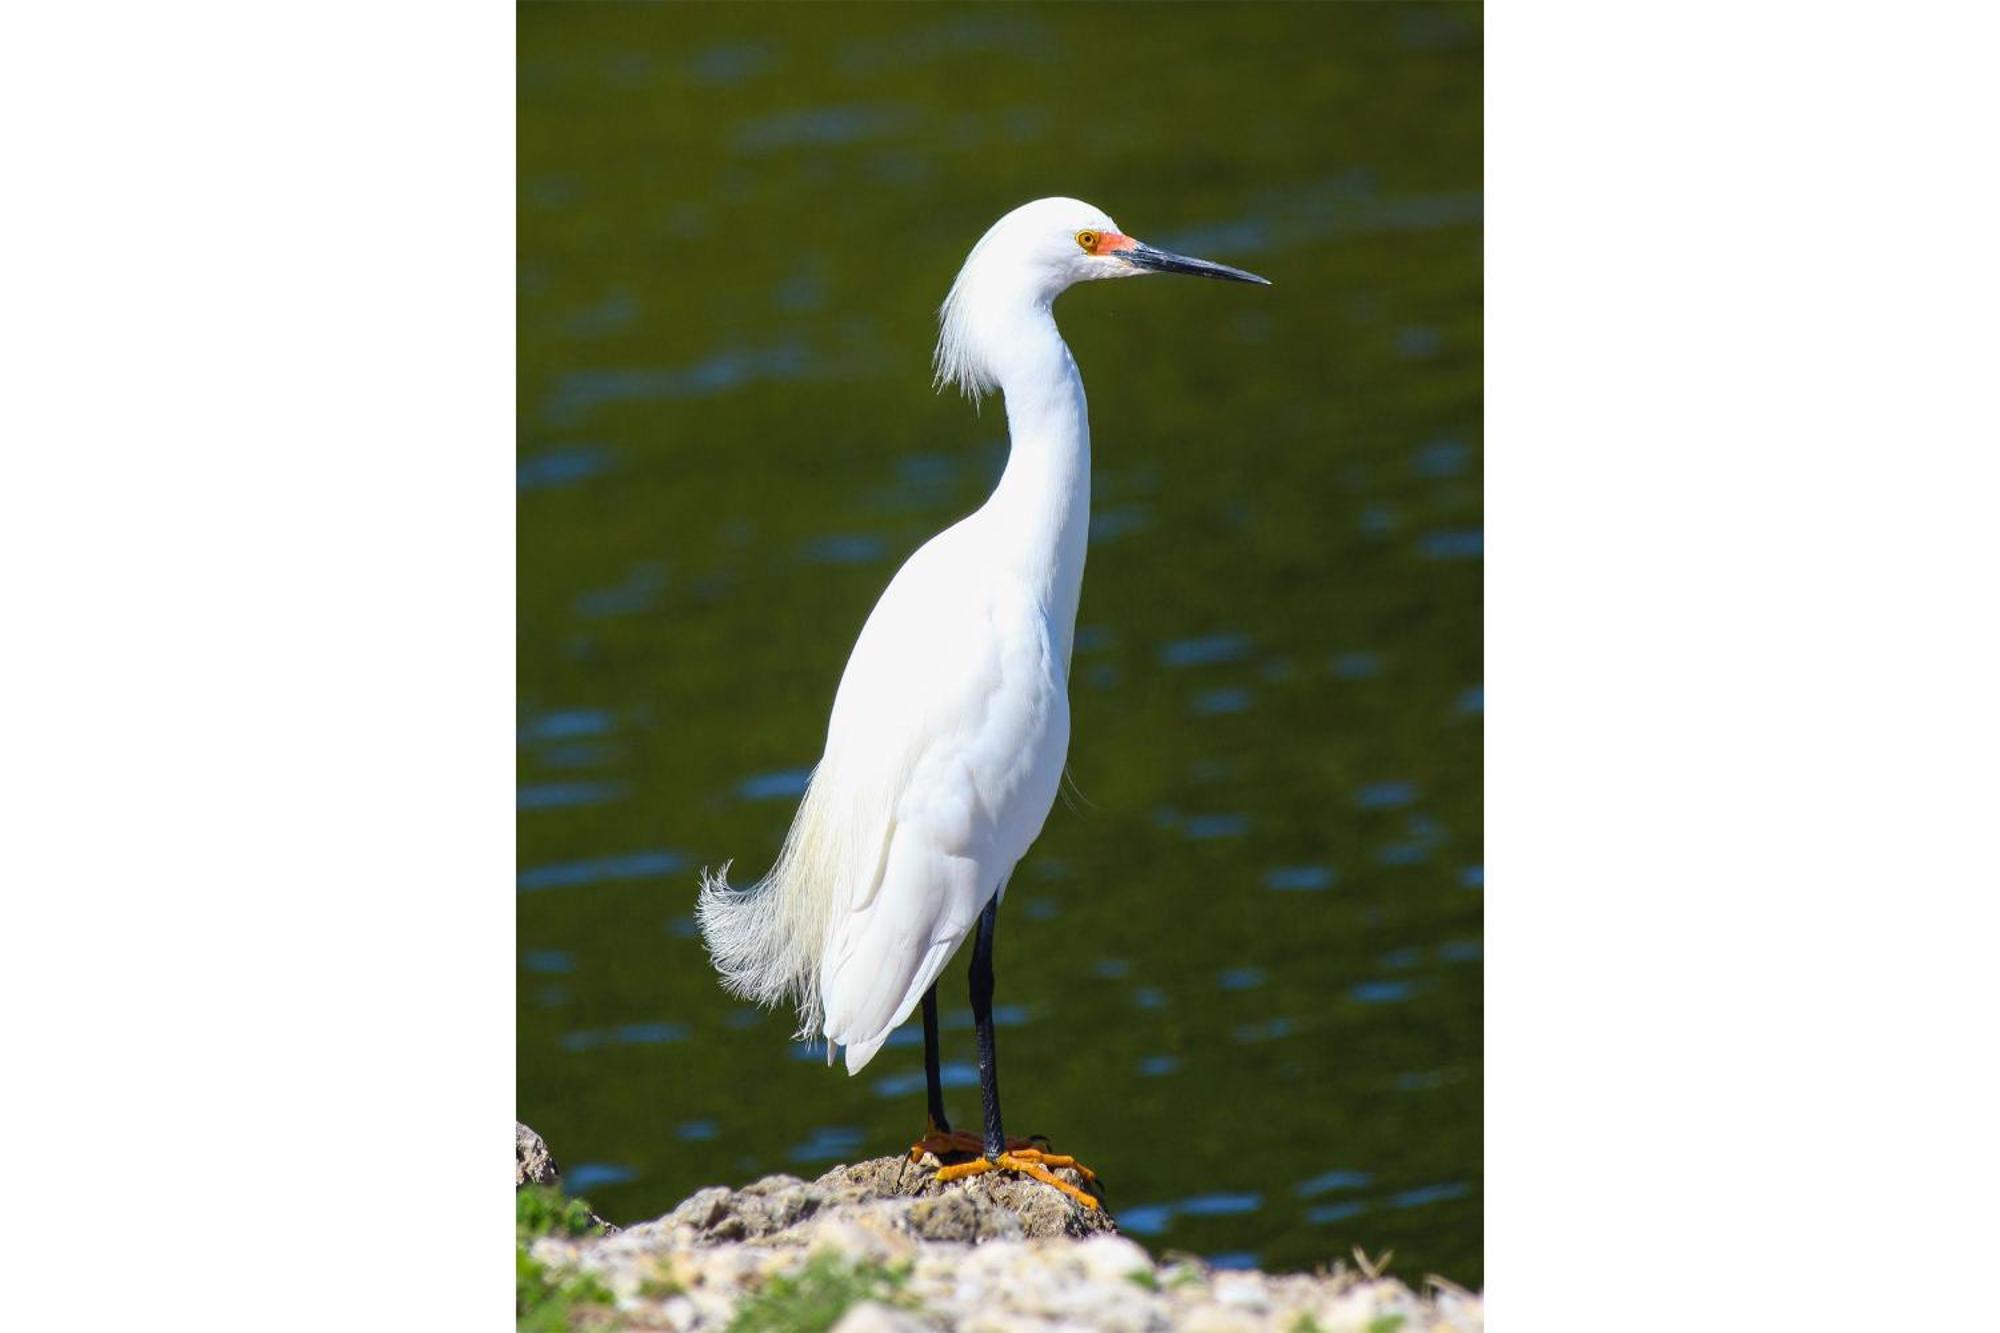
top-left (699, 197), bottom-right (1268, 1207)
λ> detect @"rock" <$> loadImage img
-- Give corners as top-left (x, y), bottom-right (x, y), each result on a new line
top-left (829, 1300), bottom-right (932, 1333)
top-left (515, 1121), bottom-right (560, 1190)
top-left (516, 1137), bottom-right (1482, 1332)
top-left (1073, 1233), bottom-right (1153, 1282)
top-left (1214, 1271), bottom-right (1271, 1310)
top-left (812, 1154), bottom-right (1114, 1241)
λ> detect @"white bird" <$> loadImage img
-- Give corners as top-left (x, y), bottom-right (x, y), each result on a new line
top-left (698, 196), bottom-right (1267, 1204)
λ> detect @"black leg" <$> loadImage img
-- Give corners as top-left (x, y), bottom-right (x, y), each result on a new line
top-left (969, 894), bottom-right (1006, 1160)
top-left (921, 981), bottom-right (950, 1133)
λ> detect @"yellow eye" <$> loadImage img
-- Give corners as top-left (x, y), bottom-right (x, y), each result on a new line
top-left (1076, 229), bottom-right (1100, 252)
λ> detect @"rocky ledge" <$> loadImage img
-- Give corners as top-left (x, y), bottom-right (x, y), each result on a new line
top-left (517, 1124), bottom-right (1482, 1331)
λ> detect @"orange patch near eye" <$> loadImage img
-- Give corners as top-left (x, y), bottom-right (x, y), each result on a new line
top-left (1094, 231), bottom-right (1137, 255)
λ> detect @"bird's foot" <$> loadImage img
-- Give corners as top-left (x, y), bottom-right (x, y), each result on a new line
top-left (908, 1126), bottom-right (1039, 1163)
top-left (929, 1148), bottom-right (1102, 1210)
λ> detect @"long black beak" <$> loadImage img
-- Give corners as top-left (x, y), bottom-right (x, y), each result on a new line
top-left (1120, 240), bottom-right (1270, 286)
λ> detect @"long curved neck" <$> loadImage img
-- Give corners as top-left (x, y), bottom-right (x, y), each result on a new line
top-left (982, 305), bottom-right (1090, 665)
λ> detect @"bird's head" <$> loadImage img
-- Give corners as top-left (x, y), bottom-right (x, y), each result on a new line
top-left (934, 196), bottom-right (1269, 400)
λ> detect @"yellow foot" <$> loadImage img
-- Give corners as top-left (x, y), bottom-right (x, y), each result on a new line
top-left (908, 1127), bottom-right (1045, 1164)
top-left (929, 1149), bottom-right (1102, 1209)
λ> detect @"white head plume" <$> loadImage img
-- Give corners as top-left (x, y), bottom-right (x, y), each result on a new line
top-left (932, 196), bottom-right (1128, 401)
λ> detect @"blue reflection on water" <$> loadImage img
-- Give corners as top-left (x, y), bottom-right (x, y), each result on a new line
top-left (538, 742), bottom-right (617, 769)
top-left (940, 1004), bottom-right (1028, 1030)
top-left (1092, 505), bottom-right (1153, 544)
top-left (801, 534), bottom-right (889, 566)
top-left (618, 1022), bottom-right (687, 1044)
top-left (872, 1062), bottom-right (977, 1098)
top-left (1208, 1252), bottom-right (1261, 1271)
top-left (563, 291), bottom-right (640, 339)
top-left (1391, 1182), bottom-right (1471, 1209)
top-left (1418, 529), bottom-right (1483, 561)
top-left (685, 42), bottom-right (771, 86)
top-left (1395, 326), bottom-right (1442, 360)
top-left (1396, 1069), bottom-right (1466, 1092)
top-left (1160, 633), bottom-right (1253, 668)
top-left (783, 1005), bottom-right (1036, 1067)
top-left (1192, 687), bottom-right (1254, 716)
top-left (1264, 865), bottom-right (1336, 892)
top-left (735, 105), bottom-right (914, 154)
top-left (1305, 1201), bottom-right (1369, 1225)
top-left (676, 1120), bottom-right (718, 1142)
top-left (775, 269), bottom-right (828, 313)
top-left (1359, 503), bottom-right (1398, 536)
top-left (520, 708), bottom-right (615, 743)
top-left (1297, 1169), bottom-right (1372, 1197)
top-left (518, 849), bottom-right (688, 893)
top-left (898, 452), bottom-right (959, 487)
top-left (1397, 4), bottom-right (1478, 49)
top-left (1118, 1192), bottom-right (1263, 1239)
top-left (519, 445), bottom-right (613, 492)
top-left (1331, 651), bottom-right (1383, 680)
top-left (566, 1162), bottom-right (637, 1191)
top-left (1457, 685), bottom-right (1483, 715)
top-left (1157, 218), bottom-right (1272, 256)
top-left (576, 562), bottom-right (667, 619)
top-left (1073, 624), bottom-right (1112, 654)
top-left (1138, 1054), bottom-right (1180, 1077)
top-left (1355, 781), bottom-right (1418, 810)
top-left (1232, 1017), bottom-right (1295, 1043)
top-left (1117, 1204), bottom-right (1175, 1236)
top-left (1412, 438), bottom-right (1471, 477)
top-left (544, 344), bottom-right (809, 424)
top-left (789, 1125), bottom-right (866, 1163)
top-left (1351, 980), bottom-right (1416, 1005)
top-left (738, 768), bottom-right (812, 801)
top-left (1461, 865), bottom-right (1484, 889)
top-left (523, 950), bottom-right (575, 975)
top-left (1185, 1193), bottom-right (1263, 1217)
top-left (562, 1020), bottom-right (691, 1051)
top-left (1218, 967), bottom-right (1267, 991)
top-left (1183, 813), bottom-right (1250, 840)
top-left (520, 780), bottom-right (629, 810)
top-left (837, 17), bottom-right (1055, 77)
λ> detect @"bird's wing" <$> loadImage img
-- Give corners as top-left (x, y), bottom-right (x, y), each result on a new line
top-left (813, 529), bottom-right (1067, 1073)
top-left (817, 805), bottom-right (986, 1072)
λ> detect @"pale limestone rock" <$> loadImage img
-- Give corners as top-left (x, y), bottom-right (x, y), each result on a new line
top-left (829, 1300), bottom-right (933, 1333)
top-left (513, 1134), bottom-right (1481, 1332)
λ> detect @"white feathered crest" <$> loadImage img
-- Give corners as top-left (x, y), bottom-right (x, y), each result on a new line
top-left (931, 238), bottom-right (1001, 402)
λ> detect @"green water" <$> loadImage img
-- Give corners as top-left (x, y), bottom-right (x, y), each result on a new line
top-left (519, 1), bottom-right (1481, 1285)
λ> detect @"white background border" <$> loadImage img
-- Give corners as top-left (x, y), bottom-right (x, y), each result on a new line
top-left (3, 3), bottom-right (1996, 1326)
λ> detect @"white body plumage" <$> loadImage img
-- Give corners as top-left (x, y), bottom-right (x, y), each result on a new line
top-left (698, 197), bottom-right (1267, 1073)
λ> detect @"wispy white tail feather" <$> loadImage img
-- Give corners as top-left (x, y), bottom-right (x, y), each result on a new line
top-left (695, 768), bottom-right (845, 1041)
